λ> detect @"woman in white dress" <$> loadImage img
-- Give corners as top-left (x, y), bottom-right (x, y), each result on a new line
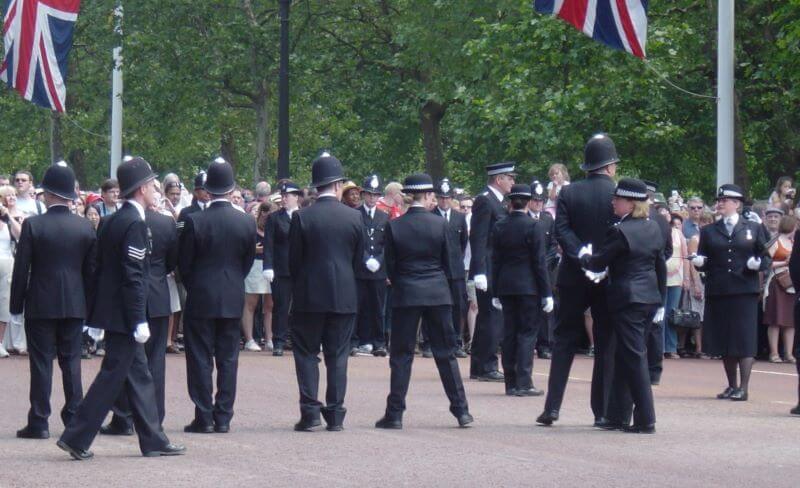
top-left (0, 185), bottom-right (24, 357)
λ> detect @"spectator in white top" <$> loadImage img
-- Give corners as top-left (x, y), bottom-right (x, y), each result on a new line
top-left (14, 171), bottom-right (45, 217)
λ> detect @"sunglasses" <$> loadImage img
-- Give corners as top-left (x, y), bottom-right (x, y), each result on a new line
top-left (689, 206), bottom-right (703, 210)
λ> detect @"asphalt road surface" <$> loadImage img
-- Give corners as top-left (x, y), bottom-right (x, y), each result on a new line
top-left (1, 351), bottom-right (798, 487)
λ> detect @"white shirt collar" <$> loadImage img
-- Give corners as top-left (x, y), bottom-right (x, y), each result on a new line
top-left (318, 192), bottom-right (337, 199)
top-left (210, 197), bottom-right (229, 205)
top-left (488, 185), bottom-right (504, 201)
top-left (126, 200), bottom-right (146, 221)
top-left (47, 203), bottom-right (70, 209)
top-left (411, 203), bottom-right (426, 208)
top-left (725, 213), bottom-right (739, 225)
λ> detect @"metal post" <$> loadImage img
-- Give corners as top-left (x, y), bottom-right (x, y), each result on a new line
top-left (716, 0), bottom-right (734, 188)
top-left (277, 0), bottom-right (291, 180)
top-left (110, 2), bottom-right (124, 179)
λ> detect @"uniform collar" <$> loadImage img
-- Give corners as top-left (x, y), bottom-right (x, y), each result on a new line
top-left (487, 185), bottom-right (504, 202)
top-left (126, 200), bottom-right (146, 221)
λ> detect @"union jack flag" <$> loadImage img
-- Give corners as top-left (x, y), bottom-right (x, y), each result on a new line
top-left (1, 0), bottom-right (81, 112)
top-left (534, 0), bottom-right (648, 59)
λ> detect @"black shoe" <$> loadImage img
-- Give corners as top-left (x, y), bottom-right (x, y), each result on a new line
top-left (372, 346), bottom-right (388, 357)
top-left (375, 416), bottom-right (403, 429)
top-left (729, 388), bottom-right (748, 401)
top-left (349, 347), bottom-right (358, 357)
top-left (623, 424), bottom-right (656, 434)
top-left (651, 380), bottom-right (661, 386)
top-left (294, 418), bottom-right (322, 432)
top-left (469, 374), bottom-right (478, 380)
top-left (790, 405), bottom-right (800, 416)
top-left (422, 348), bottom-right (433, 358)
top-left (537, 351), bottom-right (552, 360)
top-left (183, 420), bottom-right (214, 433)
top-left (595, 418), bottom-right (625, 431)
top-left (716, 386), bottom-right (735, 399)
top-left (143, 444), bottom-right (186, 457)
top-left (477, 371), bottom-right (504, 382)
top-left (57, 440), bottom-right (93, 460)
top-left (16, 426), bottom-right (49, 439)
top-left (536, 410), bottom-right (559, 426)
top-left (326, 424), bottom-right (344, 432)
top-left (214, 424), bottom-right (230, 433)
top-left (457, 413), bottom-right (474, 427)
top-left (505, 388), bottom-right (518, 396)
top-left (515, 387), bottom-right (544, 397)
top-left (100, 423), bottom-right (133, 436)
top-left (273, 347), bottom-right (284, 357)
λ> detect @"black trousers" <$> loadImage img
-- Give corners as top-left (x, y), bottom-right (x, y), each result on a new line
top-left (24, 318), bottom-right (83, 430)
top-left (110, 316), bottom-right (169, 428)
top-left (271, 276), bottom-right (292, 347)
top-left (184, 317), bottom-right (241, 427)
top-left (544, 283), bottom-right (615, 420)
top-left (535, 308), bottom-right (554, 353)
top-left (421, 279), bottom-right (467, 349)
top-left (606, 304), bottom-right (658, 427)
top-left (291, 312), bottom-right (355, 426)
top-left (470, 288), bottom-right (503, 376)
top-left (645, 319), bottom-right (663, 383)
top-left (386, 305), bottom-right (468, 419)
top-left (59, 332), bottom-right (168, 453)
top-left (354, 279), bottom-right (387, 348)
top-left (500, 296), bottom-right (541, 391)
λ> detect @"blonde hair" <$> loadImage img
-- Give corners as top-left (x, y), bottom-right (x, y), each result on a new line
top-left (548, 163), bottom-right (570, 182)
top-left (0, 185), bottom-right (16, 201)
top-left (632, 200), bottom-right (650, 219)
top-left (384, 182), bottom-right (403, 196)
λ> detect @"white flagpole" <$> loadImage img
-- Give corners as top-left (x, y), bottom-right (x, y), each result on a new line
top-left (110, 2), bottom-right (124, 179)
top-left (716, 0), bottom-right (734, 188)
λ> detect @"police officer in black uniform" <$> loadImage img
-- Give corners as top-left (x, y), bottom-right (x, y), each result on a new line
top-left (580, 178), bottom-right (666, 433)
top-left (101, 201), bottom-right (179, 434)
top-left (469, 162), bottom-right (515, 382)
top-left (262, 180), bottom-right (302, 356)
top-left (528, 179), bottom-right (558, 360)
top-left (375, 174), bottom-right (472, 429)
top-left (289, 153), bottom-right (365, 432)
top-left (352, 174), bottom-right (389, 357)
top-left (538, 134), bottom-right (619, 426)
top-left (176, 170), bottom-right (209, 234)
top-left (180, 158), bottom-right (256, 434)
top-left (12, 162), bottom-right (96, 440)
top-left (58, 157), bottom-right (185, 460)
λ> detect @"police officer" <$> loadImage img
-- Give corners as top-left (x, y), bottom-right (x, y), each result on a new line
top-left (579, 178), bottom-right (666, 433)
top-left (469, 162), bottom-right (515, 382)
top-left (537, 134), bottom-right (619, 427)
top-left (176, 170), bottom-right (209, 233)
top-left (491, 184), bottom-right (553, 396)
top-left (11, 162), bottom-right (96, 440)
top-left (352, 174), bottom-right (389, 357)
top-left (262, 181), bottom-right (302, 357)
top-left (180, 158), bottom-right (256, 434)
top-left (375, 174), bottom-right (472, 429)
top-left (693, 184), bottom-right (770, 402)
top-left (528, 179), bottom-right (558, 360)
top-left (58, 157), bottom-right (185, 460)
top-left (289, 153), bottom-right (364, 432)
top-left (101, 198), bottom-right (179, 434)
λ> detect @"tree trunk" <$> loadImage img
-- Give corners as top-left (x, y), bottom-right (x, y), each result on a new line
top-left (69, 148), bottom-right (86, 189)
top-left (420, 100), bottom-right (446, 181)
top-left (50, 112), bottom-right (64, 163)
top-left (254, 89), bottom-right (270, 184)
top-left (220, 128), bottom-right (238, 172)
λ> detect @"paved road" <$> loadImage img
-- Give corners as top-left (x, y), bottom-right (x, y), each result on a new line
top-left (1, 351), bottom-right (797, 487)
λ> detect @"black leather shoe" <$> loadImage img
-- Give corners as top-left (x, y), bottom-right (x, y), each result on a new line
top-left (294, 418), bottom-right (322, 432)
top-left (57, 440), bottom-right (93, 460)
top-left (623, 424), bottom-right (655, 434)
top-left (790, 405), bottom-right (800, 416)
top-left (214, 424), bottom-right (230, 433)
top-left (326, 424), bottom-right (344, 432)
top-left (536, 410), bottom-right (559, 426)
top-left (100, 423), bottom-right (133, 436)
top-left (537, 351), bottom-right (552, 360)
top-left (143, 443), bottom-right (186, 457)
top-left (372, 347), bottom-right (388, 357)
top-left (469, 374), bottom-right (478, 380)
top-left (477, 371), bottom-right (504, 382)
top-left (375, 416), bottom-right (402, 429)
top-left (421, 348), bottom-right (433, 358)
top-left (455, 347), bottom-right (468, 358)
top-left (183, 421), bottom-right (214, 433)
top-left (515, 387), bottom-right (544, 397)
top-left (16, 426), bottom-right (49, 439)
top-left (273, 347), bottom-right (284, 357)
top-left (457, 413), bottom-right (474, 427)
top-left (595, 418), bottom-right (625, 431)
top-left (716, 386), bottom-right (735, 399)
top-left (729, 388), bottom-right (748, 401)
top-left (505, 388), bottom-right (518, 396)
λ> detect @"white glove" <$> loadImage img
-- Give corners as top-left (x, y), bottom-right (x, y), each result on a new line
top-left (746, 212), bottom-right (762, 224)
top-left (133, 323), bottom-right (151, 344)
top-left (746, 256), bottom-right (762, 271)
top-left (584, 269), bottom-right (607, 283)
top-left (542, 297), bottom-right (554, 313)
top-left (691, 255), bottom-right (706, 268)
top-left (652, 307), bottom-right (665, 323)
top-left (366, 257), bottom-right (381, 273)
top-left (10, 313), bottom-right (23, 325)
top-left (474, 274), bottom-right (488, 292)
top-left (491, 298), bottom-right (503, 310)
top-left (262, 268), bottom-right (275, 283)
top-left (578, 244), bottom-right (593, 259)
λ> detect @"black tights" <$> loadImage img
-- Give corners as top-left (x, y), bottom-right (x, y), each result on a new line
top-left (722, 356), bottom-right (754, 391)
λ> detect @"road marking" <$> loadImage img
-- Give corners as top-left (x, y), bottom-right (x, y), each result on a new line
top-left (752, 369), bottom-right (798, 377)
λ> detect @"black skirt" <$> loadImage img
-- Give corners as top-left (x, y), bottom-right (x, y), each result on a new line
top-left (703, 294), bottom-right (759, 357)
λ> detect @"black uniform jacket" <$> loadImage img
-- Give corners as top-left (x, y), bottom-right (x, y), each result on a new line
top-left (696, 217), bottom-right (770, 297)
top-left (10, 205), bottom-right (97, 319)
top-left (491, 211), bottom-right (551, 298)
top-left (145, 210), bottom-right (179, 319)
top-left (555, 174), bottom-right (617, 287)
top-left (433, 206), bottom-right (468, 281)
top-left (468, 186), bottom-right (507, 282)
top-left (581, 215), bottom-right (667, 311)
top-left (385, 206), bottom-right (452, 308)
top-left (650, 206), bottom-right (673, 261)
top-left (176, 199), bottom-right (203, 233)
top-left (179, 201), bottom-right (256, 319)
top-left (355, 205), bottom-right (389, 281)
top-left (289, 195), bottom-right (365, 314)
top-left (262, 208), bottom-right (292, 277)
top-left (529, 210), bottom-right (558, 270)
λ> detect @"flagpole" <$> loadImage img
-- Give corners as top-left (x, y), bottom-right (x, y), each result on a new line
top-left (110, 2), bottom-right (124, 179)
top-left (716, 0), bottom-right (734, 188)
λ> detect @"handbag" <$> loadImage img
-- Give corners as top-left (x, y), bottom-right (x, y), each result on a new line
top-left (775, 268), bottom-right (794, 291)
top-left (668, 292), bottom-right (701, 330)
